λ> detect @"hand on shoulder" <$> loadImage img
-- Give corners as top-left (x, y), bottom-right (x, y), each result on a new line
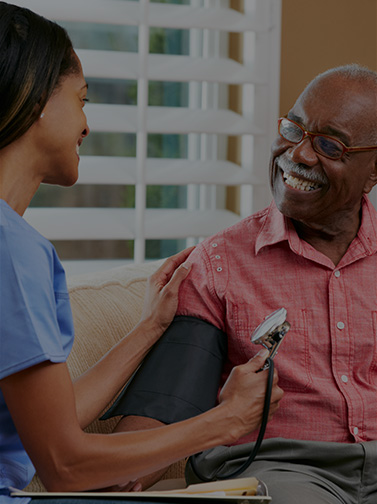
top-left (140, 246), bottom-right (195, 336)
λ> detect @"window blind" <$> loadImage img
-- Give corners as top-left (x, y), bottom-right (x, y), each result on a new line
top-left (14, 0), bottom-right (282, 274)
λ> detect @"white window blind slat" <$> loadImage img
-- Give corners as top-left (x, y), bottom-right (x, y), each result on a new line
top-left (77, 157), bottom-right (265, 186)
top-left (24, 208), bottom-right (135, 240)
top-left (13, 0), bottom-right (141, 25)
top-left (77, 49), bottom-right (268, 85)
top-left (147, 4), bottom-right (269, 32)
top-left (85, 104), bottom-right (261, 135)
top-left (24, 208), bottom-right (240, 240)
top-left (16, 0), bottom-right (271, 32)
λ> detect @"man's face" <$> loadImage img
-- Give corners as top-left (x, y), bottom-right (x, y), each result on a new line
top-left (269, 75), bottom-right (377, 232)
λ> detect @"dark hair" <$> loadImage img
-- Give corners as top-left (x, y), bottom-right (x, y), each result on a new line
top-left (0, 2), bottom-right (80, 149)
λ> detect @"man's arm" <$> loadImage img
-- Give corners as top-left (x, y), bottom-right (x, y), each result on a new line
top-left (101, 316), bottom-right (228, 490)
top-left (112, 416), bottom-right (169, 490)
top-left (103, 246), bottom-right (229, 490)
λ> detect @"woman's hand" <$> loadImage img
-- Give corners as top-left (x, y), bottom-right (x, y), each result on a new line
top-left (218, 350), bottom-right (284, 440)
top-left (140, 246), bottom-right (194, 336)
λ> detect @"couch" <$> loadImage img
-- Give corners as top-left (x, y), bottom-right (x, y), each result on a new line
top-left (26, 259), bottom-right (186, 492)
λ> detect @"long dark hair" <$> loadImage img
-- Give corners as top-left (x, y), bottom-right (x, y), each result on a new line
top-left (0, 2), bottom-right (79, 149)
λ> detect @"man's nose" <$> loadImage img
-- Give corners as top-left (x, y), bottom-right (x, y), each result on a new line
top-left (288, 136), bottom-right (318, 166)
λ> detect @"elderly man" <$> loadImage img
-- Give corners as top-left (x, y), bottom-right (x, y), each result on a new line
top-left (105, 64), bottom-right (377, 504)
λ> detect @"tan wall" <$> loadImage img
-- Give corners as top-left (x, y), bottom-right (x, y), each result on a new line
top-left (280, 0), bottom-right (377, 114)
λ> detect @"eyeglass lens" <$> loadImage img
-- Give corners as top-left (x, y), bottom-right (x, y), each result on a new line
top-left (279, 118), bottom-right (344, 159)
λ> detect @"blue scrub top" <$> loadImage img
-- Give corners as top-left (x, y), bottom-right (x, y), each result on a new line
top-left (0, 200), bottom-right (75, 502)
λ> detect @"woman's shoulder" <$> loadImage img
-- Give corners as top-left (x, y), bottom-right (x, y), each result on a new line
top-left (1, 199), bottom-right (55, 264)
top-left (0, 200), bottom-right (68, 298)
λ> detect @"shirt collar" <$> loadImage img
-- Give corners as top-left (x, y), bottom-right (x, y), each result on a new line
top-left (255, 195), bottom-right (377, 266)
top-left (255, 200), bottom-right (290, 255)
top-left (346, 194), bottom-right (377, 259)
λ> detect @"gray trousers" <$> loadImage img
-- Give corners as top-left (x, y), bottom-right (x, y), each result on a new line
top-left (185, 438), bottom-right (377, 504)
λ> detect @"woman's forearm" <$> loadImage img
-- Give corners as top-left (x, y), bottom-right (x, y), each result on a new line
top-left (1, 350), bottom-right (281, 492)
top-left (42, 402), bottom-right (239, 492)
top-left (73, 318), bottom-right (161, 428)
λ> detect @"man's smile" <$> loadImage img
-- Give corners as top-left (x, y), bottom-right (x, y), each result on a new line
top-left (282, 170), bottom-right (322, 192)
top-left (274, 156), bottom-right (326, 193)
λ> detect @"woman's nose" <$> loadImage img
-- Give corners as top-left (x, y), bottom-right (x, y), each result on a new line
top-left (82, 125), bottom-right (90, 138)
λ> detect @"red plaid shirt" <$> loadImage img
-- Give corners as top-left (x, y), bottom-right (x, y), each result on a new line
top-left (177, 196), bottom-right (377, 444)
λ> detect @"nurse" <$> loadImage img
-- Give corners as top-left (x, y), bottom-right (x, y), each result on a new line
top-left (0, 2), bottom-right (283, 502)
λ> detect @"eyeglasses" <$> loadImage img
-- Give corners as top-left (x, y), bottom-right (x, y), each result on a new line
top-left (278, 117), bottom-right (377, 160)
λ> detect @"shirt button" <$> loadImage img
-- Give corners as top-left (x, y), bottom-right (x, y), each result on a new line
top-left (337, 321), bottom-right (345, 330)
top-left (353, 427), bottom-right (359, 435)
top-left (215, 255), bottom-right (221, 259)
top-left (341, 375), bottom-right (348, 383)
top-left (212, 243), bottom-right (218, 248)
top-left (334, 270), bottom-right (341, 278)
top-left (216, 267), bottom-right (222, 272)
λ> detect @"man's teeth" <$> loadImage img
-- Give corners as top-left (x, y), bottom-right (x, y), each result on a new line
top-left (283, 172), bottom-right (321, 192)
top-left (76, 144), bottom-right (80, 155)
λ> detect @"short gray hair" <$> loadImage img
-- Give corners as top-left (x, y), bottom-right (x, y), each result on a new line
top-left (312, 63), bottom-right (377, 86)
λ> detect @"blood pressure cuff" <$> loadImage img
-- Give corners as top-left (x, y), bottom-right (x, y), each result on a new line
top-left (101, 316), bottom-right (227, 424)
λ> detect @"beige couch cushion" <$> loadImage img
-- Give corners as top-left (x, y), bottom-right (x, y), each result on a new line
top-left (67, 260), bottom-right (163, 426)
top-left (26, 259), bottom-right (185, 491)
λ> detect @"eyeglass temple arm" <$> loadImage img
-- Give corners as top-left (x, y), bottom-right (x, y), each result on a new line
top-left (346, 145), bottom-right (377, 153)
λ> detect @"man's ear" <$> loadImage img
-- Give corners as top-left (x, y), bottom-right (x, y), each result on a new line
top-left (363, 157), bottom-right (377, 194)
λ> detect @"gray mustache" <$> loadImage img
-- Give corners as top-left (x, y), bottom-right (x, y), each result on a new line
top-left (277, 156), bottom-right (328, 185)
